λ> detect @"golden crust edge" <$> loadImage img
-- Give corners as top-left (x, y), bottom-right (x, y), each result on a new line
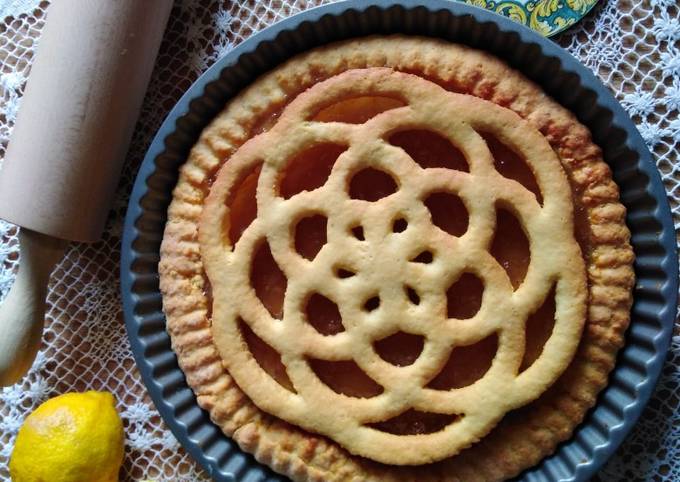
top-left (157, 36), bottom-right (634, 482)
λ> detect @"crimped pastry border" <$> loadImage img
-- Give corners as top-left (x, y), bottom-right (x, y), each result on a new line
top-left (158, 36), bottom-right (634, 482)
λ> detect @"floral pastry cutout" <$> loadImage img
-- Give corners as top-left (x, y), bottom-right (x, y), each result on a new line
top-left (199, 68), bottom-right (587, 465)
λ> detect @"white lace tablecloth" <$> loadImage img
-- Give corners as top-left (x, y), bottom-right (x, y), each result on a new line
top-left (0, 1), bottom-right (678, 481)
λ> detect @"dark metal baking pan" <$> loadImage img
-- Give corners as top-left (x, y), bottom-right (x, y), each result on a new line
top-left (120, 1), bottom-right (678, 481)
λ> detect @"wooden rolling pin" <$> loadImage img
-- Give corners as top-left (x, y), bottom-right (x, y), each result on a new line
top-left (0, 0), bottom-right (173, 386)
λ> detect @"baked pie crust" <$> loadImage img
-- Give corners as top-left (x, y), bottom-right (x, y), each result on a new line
top-left (159, 36), bottom-right (634, 481)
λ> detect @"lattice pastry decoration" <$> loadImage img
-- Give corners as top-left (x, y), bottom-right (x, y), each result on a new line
top-left (200, 68), bottom-right (587, 465)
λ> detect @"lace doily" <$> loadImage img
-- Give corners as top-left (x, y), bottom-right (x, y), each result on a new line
top-left (0, 1), bottom-right (678, 480)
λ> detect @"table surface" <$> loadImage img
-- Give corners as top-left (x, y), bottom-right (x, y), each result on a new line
top-left (0, 1), bottom-right (678, 481)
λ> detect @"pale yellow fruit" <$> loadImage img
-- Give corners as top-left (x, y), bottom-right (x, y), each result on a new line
top-left (9, 391), bottom-right (124, 482)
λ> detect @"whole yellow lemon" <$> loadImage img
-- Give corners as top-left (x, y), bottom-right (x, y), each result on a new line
top-left (9, 391), bottom-right (124, 482)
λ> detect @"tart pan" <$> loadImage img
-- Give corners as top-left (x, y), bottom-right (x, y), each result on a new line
top-left (120, 1), bottom-right (678, 480)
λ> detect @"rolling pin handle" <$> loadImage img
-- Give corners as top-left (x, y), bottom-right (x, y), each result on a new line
top-left (0, 229), bottom-right (67, 386)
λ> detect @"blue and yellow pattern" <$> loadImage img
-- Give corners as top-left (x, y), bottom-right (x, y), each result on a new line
top-left (462, 0), bottom-right (599, 37)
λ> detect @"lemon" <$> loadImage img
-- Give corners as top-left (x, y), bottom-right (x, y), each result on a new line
top-left (9, 391), bottom-right (124, 482)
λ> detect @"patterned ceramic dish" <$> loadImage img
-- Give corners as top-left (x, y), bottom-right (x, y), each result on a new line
top-left (120, 1), bottom-right (677, 481)
top-left (460, 0), bottom-right (599, 37)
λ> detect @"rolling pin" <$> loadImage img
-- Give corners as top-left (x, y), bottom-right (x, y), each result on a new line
top-left (0, 0), bottom-right (173, 386)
